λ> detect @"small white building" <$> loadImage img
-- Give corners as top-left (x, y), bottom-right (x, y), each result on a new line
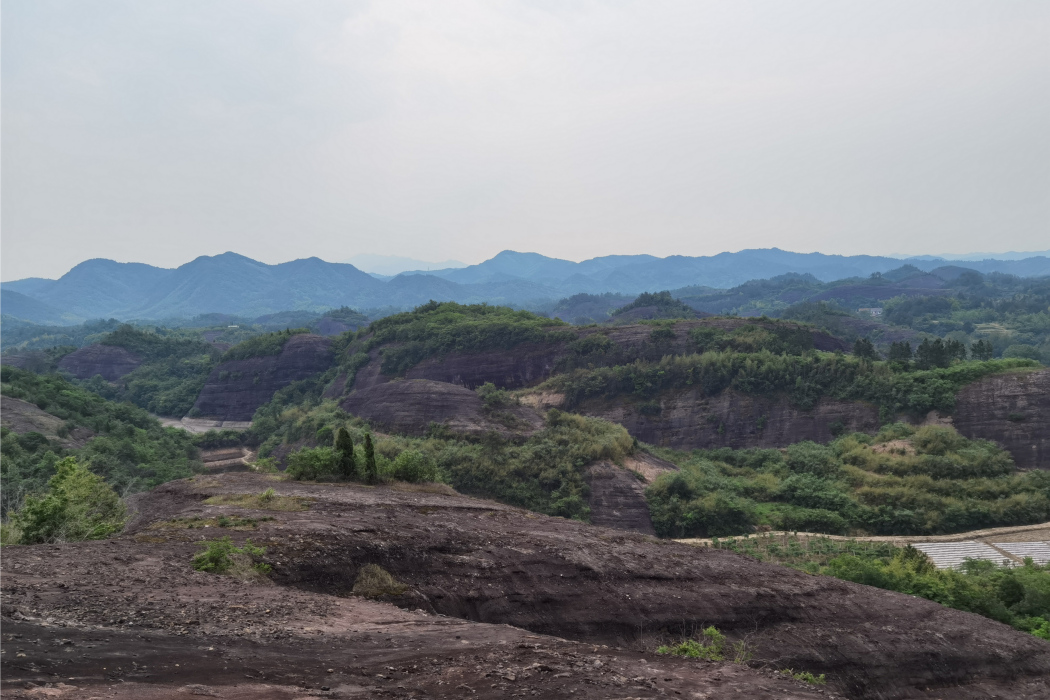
top-left (858, 307), bottom-right (883, 317)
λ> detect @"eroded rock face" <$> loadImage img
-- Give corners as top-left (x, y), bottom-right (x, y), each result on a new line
top-left (586, 461), bottom-right (656, 535)
top-left (574, 388), bottom-right (880, 450)
top-left (191, 334), bottom-right (333, 421)
top-left (954, 369), bottom-right (1050, 469)
top-left (341, 379), bottom-right (544, 437)
top-left (0, 396), bottom-right (94, 448)
top-left (354, 319), bottom-right (849, 393)
top-left (402, 342), bottom-right (567, 390)
top-left (56, 344), bottom-right (141, 381)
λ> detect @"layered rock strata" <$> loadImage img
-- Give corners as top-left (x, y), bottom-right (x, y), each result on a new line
top-left (56, 344), bottom-right (142, 381)
top-left (953, 369), bottom-right (1050, 469)
top-left (191, 334), bottom-right (332, 421)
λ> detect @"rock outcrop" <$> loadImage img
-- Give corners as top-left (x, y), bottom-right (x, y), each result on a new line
top-left (341, 379), bottom-right (544, 437)
top-left (0, 396), bottom-right (94, 448)
top-left (586, 461), bottom-right (656, 535)
top-left (100, 472), bottom-right (1050, 699)
top-left (191, 334), bottom-right (333, 421)
top-left (56, 344), bottom-right (142, 380)
top-left (561, 388), bottom-right (881, 450)
top-left (402, 342), bottom-right (567, 390)
top-left (953, 369), bottom-right (1050, 469)
top-left (352, 319), bottom-right (849, 393)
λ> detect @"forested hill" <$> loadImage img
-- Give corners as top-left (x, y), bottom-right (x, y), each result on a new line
top-left (4, 249), bottom-right (1050, 324)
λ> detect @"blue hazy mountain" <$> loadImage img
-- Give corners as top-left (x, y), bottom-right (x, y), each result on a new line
top-left (3, 249), bottom-right (1049, 324)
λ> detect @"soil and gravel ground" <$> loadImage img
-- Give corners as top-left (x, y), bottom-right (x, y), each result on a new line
top-left (4, 473), bottom-right (1050, 699)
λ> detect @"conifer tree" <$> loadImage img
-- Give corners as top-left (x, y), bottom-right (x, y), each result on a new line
top-left (363, 433), bottom-right (378, 484)
top-left (334, 427), bottom-right (356, 480)
top-left (852, 337), bottom-right (878, 360)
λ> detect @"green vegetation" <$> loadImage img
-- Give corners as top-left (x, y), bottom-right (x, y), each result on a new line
top-left (84, 324), bottom-right (222, 416)
top-left (363, 301), bottom-right (568, 376)
top-left (256, 399), bottom-right (633, 521)
top-left (689, 321), bottom-right (815, 355)
top-left (221, 328), bottom-right (310, 362)
top-left (0, 318), bottom-right (123, 353)
top-left (657, 626), bottom-right (727, 661)
top-left (1, 367), bottom-right (202, 513)
top-left (4, 457), bottom-right (126, 545)
top-left (612, 291), bottom-right (696, 320)
top-left (352, 563), bottom-right (409, 598)
top-left (655, 626), bottom-right (753, 665)
top-left (646, 424), bottom-right (1050, 538)
top-left (546, 351), bottom-right (1038, 418)
top-left (192, 536), bottom-right (270, 576)
top-left (708, 534), bottom-right (1050, 640)
top-left (782, 670), bottom-right (827, 685)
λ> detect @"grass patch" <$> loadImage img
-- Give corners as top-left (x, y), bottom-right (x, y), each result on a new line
top-left (352, 564), bottom-right (409, 598)
top-left (655, 626), bottom-right (753, 664)
top-left (782, 669), bottom-right (826, 685)
top-left (203, 490), bottom-right (310, 511)
top-left (192, 536), bottom-right (271, 581)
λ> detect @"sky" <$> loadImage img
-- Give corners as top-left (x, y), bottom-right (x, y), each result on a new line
top-left (2, 0), bottom-right (1048, 281)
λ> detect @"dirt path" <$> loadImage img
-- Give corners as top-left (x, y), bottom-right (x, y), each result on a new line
top-left (677, 521), bottom-right (1050, 548)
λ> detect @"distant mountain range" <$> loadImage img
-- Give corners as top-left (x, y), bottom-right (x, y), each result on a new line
top-left (342, 254), bottom-right (468, 277)
top-left (2, 249), bottom-right (1049, 325)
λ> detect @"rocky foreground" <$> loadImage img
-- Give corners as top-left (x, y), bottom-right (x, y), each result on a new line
top-left (3, 473), bottom-right (1050, 699)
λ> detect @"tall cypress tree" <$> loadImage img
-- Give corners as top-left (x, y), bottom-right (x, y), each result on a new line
top-left (363, 433), bottom-right (378, 485)
top-left (334, 427), bottom-right (356, 480)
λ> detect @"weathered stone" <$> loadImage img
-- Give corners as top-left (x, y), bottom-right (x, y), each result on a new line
top-left (953, 369), bottom-right (1050, 469)
top-left (341, 379), bottom-right (543, 437)
top-left (56, 345), bottom-right (141, 381)
top-left (353, 319), bottom-right (849, 393)
top-left (573, 388), bottom-right (880, 450)
top-left (586, 462), bottom-right (656, 535)
top-left (191, 334), bottom-right (333, 421)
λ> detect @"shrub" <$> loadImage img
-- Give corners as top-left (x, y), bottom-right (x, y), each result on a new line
top-left (352, 563), bottom-right (408, 597)
top-left (782, 670), bottom-right (827, 685)
top-left (285, 446), bottom-right (337, 480)
top-left (656, 626), bottom-right (726, 661)
top-left (9, 457), bottom-right (127, 544)
top-left (646, 425), bottom-right (1044, 538)
top-left (389, 450), bottom-right (436, 483)
top-left (785, 442), bottom-right (840, 477)
top-left (192, 536), bottom-right (269, 576)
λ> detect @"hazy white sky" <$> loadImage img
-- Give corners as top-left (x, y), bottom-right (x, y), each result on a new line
top-left (3, 0), bottom-right (1048, 280)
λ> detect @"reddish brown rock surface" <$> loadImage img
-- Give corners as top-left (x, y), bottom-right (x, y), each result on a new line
top-left (341, 378), bottom-right (544, 437)
top-left (953, 368), bottom-right (1050, 469)
top-left (56, 344), bottom-right (141, 381)
top-left (3, 472), bottom-right (1044, 699)
top-left (566, 388), bottom-right (881, 450)
top-left (191, 334), bottom-right (333, 421)
top-left (586, 461), bottom-right (657, 535)
top-left (350, 319), bottom-right (849, 393)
